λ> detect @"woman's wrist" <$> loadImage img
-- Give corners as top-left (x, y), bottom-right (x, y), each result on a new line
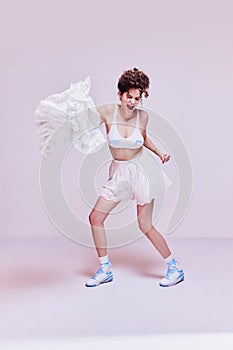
top-left (153, 147), bottom-right (163, 158)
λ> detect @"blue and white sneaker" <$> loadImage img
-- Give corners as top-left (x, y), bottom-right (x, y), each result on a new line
top-left (85, 262), bottom-right (113, 287)
top-left (159, 259), bottom-right (184, 287)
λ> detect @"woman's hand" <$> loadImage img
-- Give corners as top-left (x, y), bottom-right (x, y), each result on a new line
top-left (160, 153), bottom-right (170, 163)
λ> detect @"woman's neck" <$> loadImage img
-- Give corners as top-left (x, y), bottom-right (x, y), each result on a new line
top-left (118, 104), bottom-right (136, 121)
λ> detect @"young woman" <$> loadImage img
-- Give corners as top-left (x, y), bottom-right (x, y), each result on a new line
top-left (86, 68), bottom-right (184, 288)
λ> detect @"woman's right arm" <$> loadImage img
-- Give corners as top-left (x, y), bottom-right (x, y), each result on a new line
top-left (97, 105), bottom-right (107, 125)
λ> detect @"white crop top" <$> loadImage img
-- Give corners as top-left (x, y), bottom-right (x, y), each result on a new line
top-left (107, 105), bottom-right (144, 149)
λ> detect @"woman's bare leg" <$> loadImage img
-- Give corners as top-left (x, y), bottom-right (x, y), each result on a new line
top-left (89, 196), bottom-right (120, 257)
top-left (137, 199), bottom-right (171, 258)
top-left (137, 199), bottom-right (185, 287)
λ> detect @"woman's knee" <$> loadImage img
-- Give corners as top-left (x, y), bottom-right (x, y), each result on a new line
top-left (89, 209), bottom-right (105, 226)
top-left (138, 218), bottom-right (152, 234)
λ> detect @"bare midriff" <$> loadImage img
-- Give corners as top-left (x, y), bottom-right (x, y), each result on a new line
top-left (109, 145), bottom-right (143, 161)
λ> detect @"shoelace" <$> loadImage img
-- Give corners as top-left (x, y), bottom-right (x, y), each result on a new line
top-left (92, 267), bottom-right (103, 279)
top-left (165, 264), bottom-right (177, 278)
top-left (92, 264), bottom-right (111, 279)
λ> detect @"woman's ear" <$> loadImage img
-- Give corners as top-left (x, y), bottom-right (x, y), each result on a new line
top-left (117, 90), bottom-right (122, 99)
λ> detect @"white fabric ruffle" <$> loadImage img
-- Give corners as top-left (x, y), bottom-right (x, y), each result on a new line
top-left (35, 76), bottom-right (105, 158)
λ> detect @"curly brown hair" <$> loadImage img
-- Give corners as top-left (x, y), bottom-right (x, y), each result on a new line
top-left (117, 68), bottom-right (150, 98)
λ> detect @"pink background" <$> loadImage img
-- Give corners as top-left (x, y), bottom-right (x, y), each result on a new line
top-left (1, 0), bottom-right (233, 239)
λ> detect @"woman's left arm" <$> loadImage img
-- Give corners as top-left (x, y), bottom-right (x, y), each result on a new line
top-left (141, 111), bottom-right (170, 163)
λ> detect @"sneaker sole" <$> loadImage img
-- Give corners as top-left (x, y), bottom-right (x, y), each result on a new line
top-left (159, 274), bottom-right (185, 287)
top-left (85, 277), bottom-right (113, 287)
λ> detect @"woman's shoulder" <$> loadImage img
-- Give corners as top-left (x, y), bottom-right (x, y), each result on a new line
top-left (97, 103), bottom-right (115, 114)
top-left (97, 103), bottom-right (116, 123)
top-left (138, 108), bottom-right (149, 124)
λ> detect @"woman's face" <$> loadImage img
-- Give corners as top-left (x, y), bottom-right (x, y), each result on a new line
top-left (119, 88), bottom-right (141, 112)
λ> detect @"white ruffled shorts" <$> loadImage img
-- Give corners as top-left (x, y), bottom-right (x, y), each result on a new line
top-left (100, 149), bottom-right (172, 205)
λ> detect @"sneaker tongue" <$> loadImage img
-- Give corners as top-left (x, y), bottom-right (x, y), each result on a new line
top-left (100, 262), bottom-right (111, 273)
top-left (168, 258), bottom-right (177, 266)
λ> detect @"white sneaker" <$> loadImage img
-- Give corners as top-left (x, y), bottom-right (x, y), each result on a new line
top-left (159, 260), bottom-right (184, 287)
top-left (85, 262), bottom-right (113, 287)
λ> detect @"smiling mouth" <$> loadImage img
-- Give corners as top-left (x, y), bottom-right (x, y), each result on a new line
top-left (127, 104), bottom-right (134, 110)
